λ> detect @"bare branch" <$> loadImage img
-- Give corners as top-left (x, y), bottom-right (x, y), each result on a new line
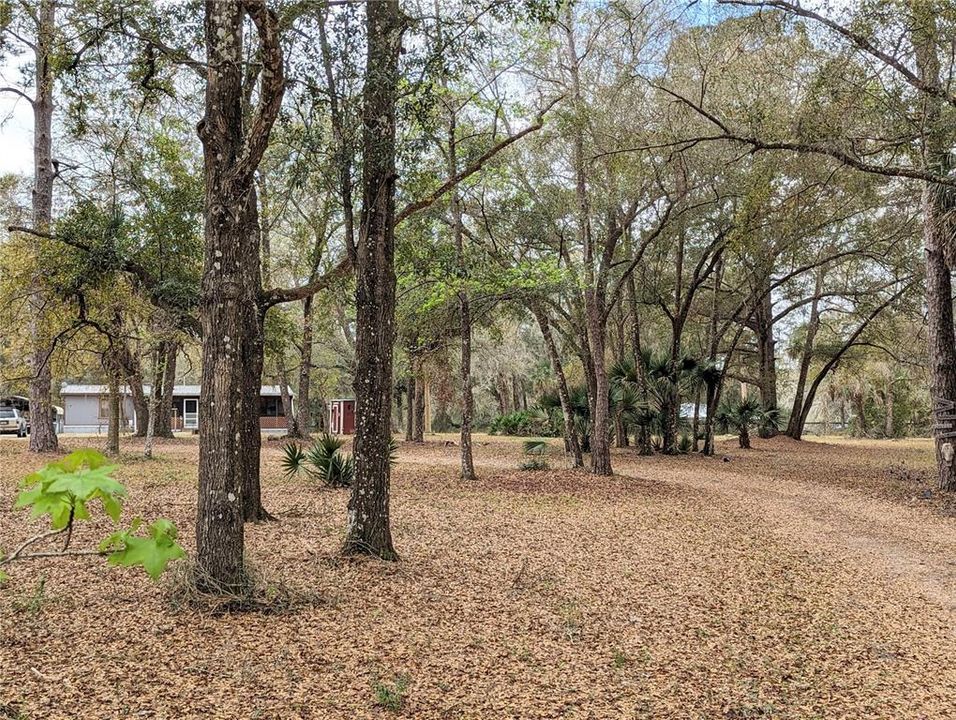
top-left (260, 256), bottom-right (352, 308)
top-left (718, 1), bottom-right (956, 109)
top-left (395, 95), bottom-right (563, 225)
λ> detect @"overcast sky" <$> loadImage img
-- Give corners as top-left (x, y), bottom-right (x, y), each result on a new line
top-left (0, 53), bottom-right (35, 175)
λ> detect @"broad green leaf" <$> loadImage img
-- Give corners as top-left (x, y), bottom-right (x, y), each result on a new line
top-left (105, 519), bottom-right (185, 580)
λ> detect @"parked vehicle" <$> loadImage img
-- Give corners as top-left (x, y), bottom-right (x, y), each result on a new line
top-left (0, 407), bottom-right (28, 437)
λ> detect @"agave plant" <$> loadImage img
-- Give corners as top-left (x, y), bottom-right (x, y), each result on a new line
top-left (283, 434), bottom-right (399, 488)
top-left (282, 433), bottom-right (354, 487)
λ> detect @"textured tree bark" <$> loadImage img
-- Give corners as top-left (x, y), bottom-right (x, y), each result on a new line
top-left (240, 308), bottom-right (271, 522)
top-left (495, 373), bottom-right (511, 415)
top-left (196, 0), bottom-right (284, 588)
top-left (413, 364), bottom-right (425, 442)
top-left (754, 282), bottom-right (778, 438)
top-left (692, 386), bottom-right (701, 452)
top-left (786, 272), bottom-right (823, 440)
top-left (150, 340), bottom-right (177, 438)
top-left (405, 374), bottom-right (416, 441)
top-left (114, 338), bottom-right (149, 437)
top-left (144, 344), bottom-right (167, 459)
top-left (295, 296), bottom-right (315, 436)
top-left (853, 389), bottom-right (868, 437)
top-left (738, 422), bottom-right (750, 449)
top-left (344, 0), bottom-right (403, 560)
top-left (884, 380), bottom-right (895, 438)
top-left (531, 302), bottom-right (583, 468)
top-left (563, 12), bottom-right (611, 476)
top-left (911, 2), bottom-right (956, 492)
top-left (277, 354), bottom-right (301, 438)
top-left (585, 295), bottom-right (612, 475)
top-left (28, 0), bottom-right (58, 454)
top-left (105, 367), bottom-right (121, 458)
top-left (447, 110), bottom-right (476, 480)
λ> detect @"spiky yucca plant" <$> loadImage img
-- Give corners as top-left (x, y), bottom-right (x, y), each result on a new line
top-left (283, 434), bottom-right (398, 488)
top-left (282, 433), bottom-right (353, 487)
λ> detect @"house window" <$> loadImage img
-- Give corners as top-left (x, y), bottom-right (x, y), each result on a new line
top-left (98, 395), bottom-right (125, 424)
top-left (98, 396), bottom-right (110, 420)
top-left (259, 396), bottom-right (285, 417)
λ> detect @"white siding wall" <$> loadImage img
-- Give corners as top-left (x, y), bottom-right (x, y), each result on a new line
top-left (62, 395), bottom-right (136, 434)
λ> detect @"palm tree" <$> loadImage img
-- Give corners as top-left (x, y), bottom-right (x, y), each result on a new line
top-left (715, 395), bottom-right (770, 449)
top-left (691, 359), bottom-right (721, 452)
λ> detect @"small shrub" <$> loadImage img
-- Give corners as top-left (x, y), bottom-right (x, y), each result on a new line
top-left (373, 674), bottom-right (410, 712)
top-left (520, 438), bottom-right (550, 471)
top-left (677, 433), bottom-right (692, 454)
top-left (490, 410), bottom-right (555, 436)
top-left (284, 435), bottom-right (398, 488)
top-left (283, 434), bottom-right (353, 487)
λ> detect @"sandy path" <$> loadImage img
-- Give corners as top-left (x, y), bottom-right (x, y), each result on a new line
top-left (614, 455), bottom-right (956, 620)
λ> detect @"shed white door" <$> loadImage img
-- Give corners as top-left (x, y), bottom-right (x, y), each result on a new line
top-left (183, 398), bottom-right (199, 429)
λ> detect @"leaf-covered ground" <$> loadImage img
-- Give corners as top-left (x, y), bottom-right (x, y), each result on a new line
top-left (1, 434), bottom-right (954, 719)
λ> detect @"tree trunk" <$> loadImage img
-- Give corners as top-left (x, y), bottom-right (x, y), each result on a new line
top-left (296, 296), bottom-right (314, 436)
top-left (531, 303), bottom-right (584, 467)
top-left (105, 366), bottom-right (121, 458)
top-left (692, 386), bottom-right (701, 452)
top-left (152, 340), bottom-right (177, 438)
top-left (344, 0), bottom-right (403, 560)
top-left (755, 281), bottom-right (778, 438)
top-left (702, 380), bottom-right (718, 456)
top-left (495, 373), bottom-right (511, 415)
top-left (586, 295), bottom-right (612, 475)
top-left (614, 411), bottom-right (627, 448)
top-left (241, 308), bottom-right (271, 522)
top-left (884, 381), bottom-right (895, 438)
top-left (413, 366), bottom-right (425, 442)
top-left (196, 0), bottom-right (284, 589)
top-left (912, 2), bottom-right (956, 492)
top-left (27, 0), bottom-right (58, 454)
top-left (278, 355), bottom-right (301, 438)
top-left (447, 110), bottom-right (476, 480)
top-left (739, 423), bottom-right (750, 449)
top-left (144, 344), bottom-right (167, 459)
top-left (853, 390), bottom-right (868, 437)
top-left (786, 271), bottom-right (823, 440)
top-left (660, 321), bottom-right (683, 455)
top-left (405, 373), bottom-right (416, 441)
top-left (114, 339), bottom-right (149, 437)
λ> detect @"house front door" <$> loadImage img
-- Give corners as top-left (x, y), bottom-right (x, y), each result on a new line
top-left (183, 398), bottom-right (199, 430)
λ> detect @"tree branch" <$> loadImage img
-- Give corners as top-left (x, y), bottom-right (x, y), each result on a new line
top-left (648, 85), bottom-right (956, 188)
top-left (718, 0), bottom-right (956, 110)
top-left (260, 256), bottom-right (352, 308)
top-left (231, 0), bottom-right (286, 191)
top-left (395, 95), bottom-right (563, 225)
top-left (0, 86), bottom-right (34, 105)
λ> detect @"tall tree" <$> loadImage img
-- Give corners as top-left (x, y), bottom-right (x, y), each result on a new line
top-left (344, 0), bottom-right (404, 559)
top-left (195, 0), bottom-right (284, 588)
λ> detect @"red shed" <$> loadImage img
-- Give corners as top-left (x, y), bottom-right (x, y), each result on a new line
top-left (329, 398), bottom-right (356, 435)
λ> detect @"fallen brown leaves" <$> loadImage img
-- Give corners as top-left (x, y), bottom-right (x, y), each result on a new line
top-left (0, 434), bottom-right (954, 719)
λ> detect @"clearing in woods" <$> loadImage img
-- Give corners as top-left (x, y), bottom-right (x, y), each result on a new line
top-left (0, 435), bottom-right (954, 719)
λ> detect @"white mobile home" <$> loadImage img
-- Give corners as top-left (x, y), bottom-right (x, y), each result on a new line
top-left (59, 384), bottom-right (292, 434)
